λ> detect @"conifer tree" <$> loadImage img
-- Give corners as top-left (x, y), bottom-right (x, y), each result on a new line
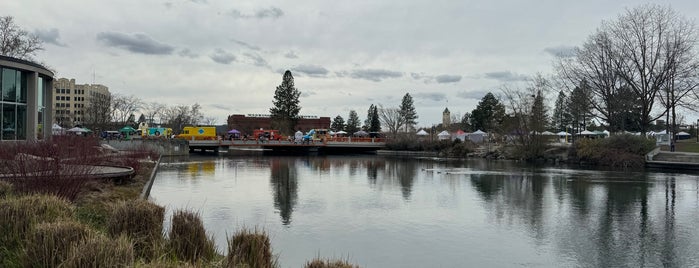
top-left (270, 70), bottom-right (301, 134)
top-left (399, 93), bottom-right (418, 132)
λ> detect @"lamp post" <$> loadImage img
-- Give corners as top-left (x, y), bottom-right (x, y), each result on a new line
top-left (696, 119), bottom-right (698, 143)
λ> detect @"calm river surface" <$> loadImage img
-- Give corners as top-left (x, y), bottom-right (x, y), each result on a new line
top-left (149, 155), bottom-right (699, 267)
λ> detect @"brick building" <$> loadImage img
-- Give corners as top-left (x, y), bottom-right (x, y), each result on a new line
top-left (227, 114), bottom-right (330, 135)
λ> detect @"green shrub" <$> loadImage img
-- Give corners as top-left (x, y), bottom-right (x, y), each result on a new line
top-left (224, 228), bottom-right (276, 268)
top-left (107, 199), bottom-right (165, 260)
top-left (169, 209), bottom-right (217, 263)
top-left (64, 234), bottom-right (134, 267)
top-left (25, 220), bottom-right (92, 267)
top-left (305, 258), bottom-right (360, 268)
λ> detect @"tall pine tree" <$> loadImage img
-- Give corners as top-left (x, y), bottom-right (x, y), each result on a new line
top-left (270, 70), bottom-right (301, 134)
top-left (399, 93), bottom-right (418, 132)
top-left (331, 115), bottom-right (345, 131)
top-left (346, 110), bottom-right (361, 134)
top-left (552, 90), bottom-right (572, 131)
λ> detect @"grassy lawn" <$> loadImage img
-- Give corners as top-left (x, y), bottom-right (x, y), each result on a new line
top-left (662, 139), bottom-right (699, 153)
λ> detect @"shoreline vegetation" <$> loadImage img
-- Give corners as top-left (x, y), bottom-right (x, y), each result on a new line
top-left (383, 133), bottom-right (657, 168)
top-left (0, 137), bottom-right (359, 268)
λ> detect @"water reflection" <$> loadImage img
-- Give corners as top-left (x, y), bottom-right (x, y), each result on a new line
top-left (269, 158), bottom-right (298, 225)
top-left (151, 156), bottom-right (699, 267)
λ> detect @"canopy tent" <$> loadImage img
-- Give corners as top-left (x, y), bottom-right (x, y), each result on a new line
top-left (578, 130), bottom-right (595, 135)
top-left (119, 126), bottom-right (137, 133)
top-left (454, 129), bottom-right (467, 141)
top-left (335, 130), bottom-right (348, 135)
top-left (227, 129), bottom-right (241, 134)
top-left (437, 130), bottom-right (451, 140)
top-left (541, 131), bottom-right (556, 136)
top-left (67, 127), bottom-right (91, 136)
top-left (556, 131), bottom-right (571, 136)
top-left (468, 130), bottom-right (487, 143)
top-left (416, 129), bottom-right (429, 136)
top-left (676, 131), bottom-right (691, 140)
top-left (51, 124), bottom-right (64, 135)
top-left (677, 131), bottom-right (690, 136)
top-left (353, 130), bottom-right (369, 136)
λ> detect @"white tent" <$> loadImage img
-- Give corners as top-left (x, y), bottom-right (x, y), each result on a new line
top-left (336, 130), bottom-right (348, 135)
top-left (468, 130), bottom-right (487, 143)
top-left (677, 131), bottom-right (690, 136)
top-left (294, 130), bottom-right (304, 142)
top-left (541, 131), bottom-right (556, 136)
top-left (416, 129), bottom-right (429, 136)
top-left (556, 131), bottom-right (571, 136)
top-left (437, 130), bottom-right (451, 140)
top-left (578, 130), bottom-right (595, 135)
top-left (51, 124), bottom-right (64, 135)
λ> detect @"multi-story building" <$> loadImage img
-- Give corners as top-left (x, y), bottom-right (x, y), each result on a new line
top-left (227, 114), bottom-right (331, 135)
top-left (0, 55), bottom-right (54, 141)
top-left (52, 78), bottom-right (110, 127)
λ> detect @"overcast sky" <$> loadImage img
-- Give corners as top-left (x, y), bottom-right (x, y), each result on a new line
top-left (3, 0), bottom-right (699, 126)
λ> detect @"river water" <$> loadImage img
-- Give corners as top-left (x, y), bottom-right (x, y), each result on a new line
top-left (149, 155), bottom-right (699, 267)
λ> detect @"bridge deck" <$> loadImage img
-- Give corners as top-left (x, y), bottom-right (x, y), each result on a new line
top-left (188, 137), bottom-right (385, 150)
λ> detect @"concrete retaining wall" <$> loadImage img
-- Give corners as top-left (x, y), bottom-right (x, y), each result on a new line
top-left (101, 139), bottom-right (189, 156)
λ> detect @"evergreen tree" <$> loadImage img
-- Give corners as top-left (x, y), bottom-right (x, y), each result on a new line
top-left (346, 110), bottom-right (361, 134)
top-left (529, 90), bottom-right (548, 133)
top-left (369, 105), bottom-right (381, 132)
top-left (137, 114), bottom-right (146, 124)
top-left (270, 70), bottom-right (301, 134)
top-left (331, 115), bottom-right (345, 131)
top-left (552, 90), bottom-right (572, 131)
top-left (470, 92), bottom-right (505, 132)
top-left (399, 93), bottom-right (418, 132)
top-left (568, 84), bottom-right (593, 134)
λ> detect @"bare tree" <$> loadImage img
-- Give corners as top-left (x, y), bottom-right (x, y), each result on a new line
top-left (0, 16), bottom-right (43, 60)
top-left (84, 93), bottom-right (112, 131)
top-left (111, 94), bottom-right (143, 125)
top-left (202, 116), bottom-right (217, 125)
top-left (378, 105), bottom-right (405, 137)
top-left (141, 101), bottom-right (166, 125)
top-left (557, 5), bottom-right (698, 136)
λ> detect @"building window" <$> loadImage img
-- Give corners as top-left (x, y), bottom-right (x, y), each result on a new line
top-left (67, 89), bottom-right (70, 94)
top-left (56, 88), bottom-right (60, 94)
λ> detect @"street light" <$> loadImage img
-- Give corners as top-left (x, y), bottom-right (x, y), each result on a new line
top-left (696, 119), bottom-right (698, 143)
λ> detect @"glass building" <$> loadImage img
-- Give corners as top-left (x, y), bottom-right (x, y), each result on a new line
top-left (0, 55), bottom-right (54, 141)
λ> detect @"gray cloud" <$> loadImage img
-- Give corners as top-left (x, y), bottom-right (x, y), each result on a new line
top-left (189, 0), bottom-right (206, 3)
top-left (435, 74), bottom-right (462, 84)
top-left (456, 90), bottom-right (489, 100)
top-left (210, 49), bottom-right (236, 64)
top-left (300, 91), bottom-right (317, 98)
top-left (292, 64), bottom-right (329, 77)
top-left (285, 51), bottom-right (298, 59)
top-left (410, 72), bottom-right (433, 83)
top-left (243, 52), bottom-right (268, 67)
top-left (414, 92), bottom-right (447, 102)
top-left (163, 2), bottom-right (173, 9)
top-left (484, 71), bottom-right (529, 82)
top-left (350, 69), bottom-right (403, 82)
top-left (178, 48), bottom-right (198, 58)
top-left (228, 7), bottom-right (284, 19)
top-left (232, 39), bottom-right (260, 51)
top-left (96, 31), bottom-right (175, 55)
top-left (544, 45), bottom-right (577, 58)
top-left (35, 28), bottom-right (66, 47)
top-left (210, 104), bottom-right (230, 110)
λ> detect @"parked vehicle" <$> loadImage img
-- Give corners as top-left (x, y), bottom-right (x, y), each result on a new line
top-left (176, 126), bottom-right (217, 140)
top-left (303, 129), bottom-right (330, 141)
top-left (252, 129), bottom-right (283, 141)
top-left (145, 127), bottom-right (173, 138)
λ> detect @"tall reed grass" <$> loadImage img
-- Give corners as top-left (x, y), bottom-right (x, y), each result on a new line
top-left (169, 209), bottom-right (217, 263)
top-left (63, 233), bottom-right (134, 267)
top-left (224, 227), bottom-right (276, 268)
top-left (25, 220), bottom-right (92, 267)
top-left (305, 258), bottom-right (360, 268)
top-left (0, 180), bottom-right (12, 198)
top-left (107, 199), bottom-right (165, 260)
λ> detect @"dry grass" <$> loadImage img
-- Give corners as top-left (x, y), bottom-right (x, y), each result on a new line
top-left (0, 180), bottom-right (12, 199)
top-left (107, 199), bottom-right (165, 260)
top-left (305, 258), bottom-right (360, 268)
top-left (25, 220), bottom-right (92, 267)
top-left (169, 209), bottom-right (217, 263)
top-left (64, 233), bottom-right (135, 267)
top-left (224, 227), bottom-right (276, 268)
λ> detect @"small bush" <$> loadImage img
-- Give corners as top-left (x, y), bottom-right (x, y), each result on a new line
top-left (169, 209), bottom-right (217, 263)
top-left (305, 258), bottom-right (360, 268)
top-left (25, 220), bottom-right (92, 267)
top-left (224, 228), bottom-right (275, 268)
top-left (64, 234), bottom-right (134, 267)
top-left (107, 199), bottom-right (165, 260)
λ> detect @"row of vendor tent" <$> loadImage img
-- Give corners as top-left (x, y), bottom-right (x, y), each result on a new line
top-left (417, 129), bottom-right (489, 143)
top-left (51, 124), bottom-right (93, 136)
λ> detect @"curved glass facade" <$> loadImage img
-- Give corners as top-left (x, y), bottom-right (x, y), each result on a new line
top-left (0, 56), bottom-right (53, 141)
